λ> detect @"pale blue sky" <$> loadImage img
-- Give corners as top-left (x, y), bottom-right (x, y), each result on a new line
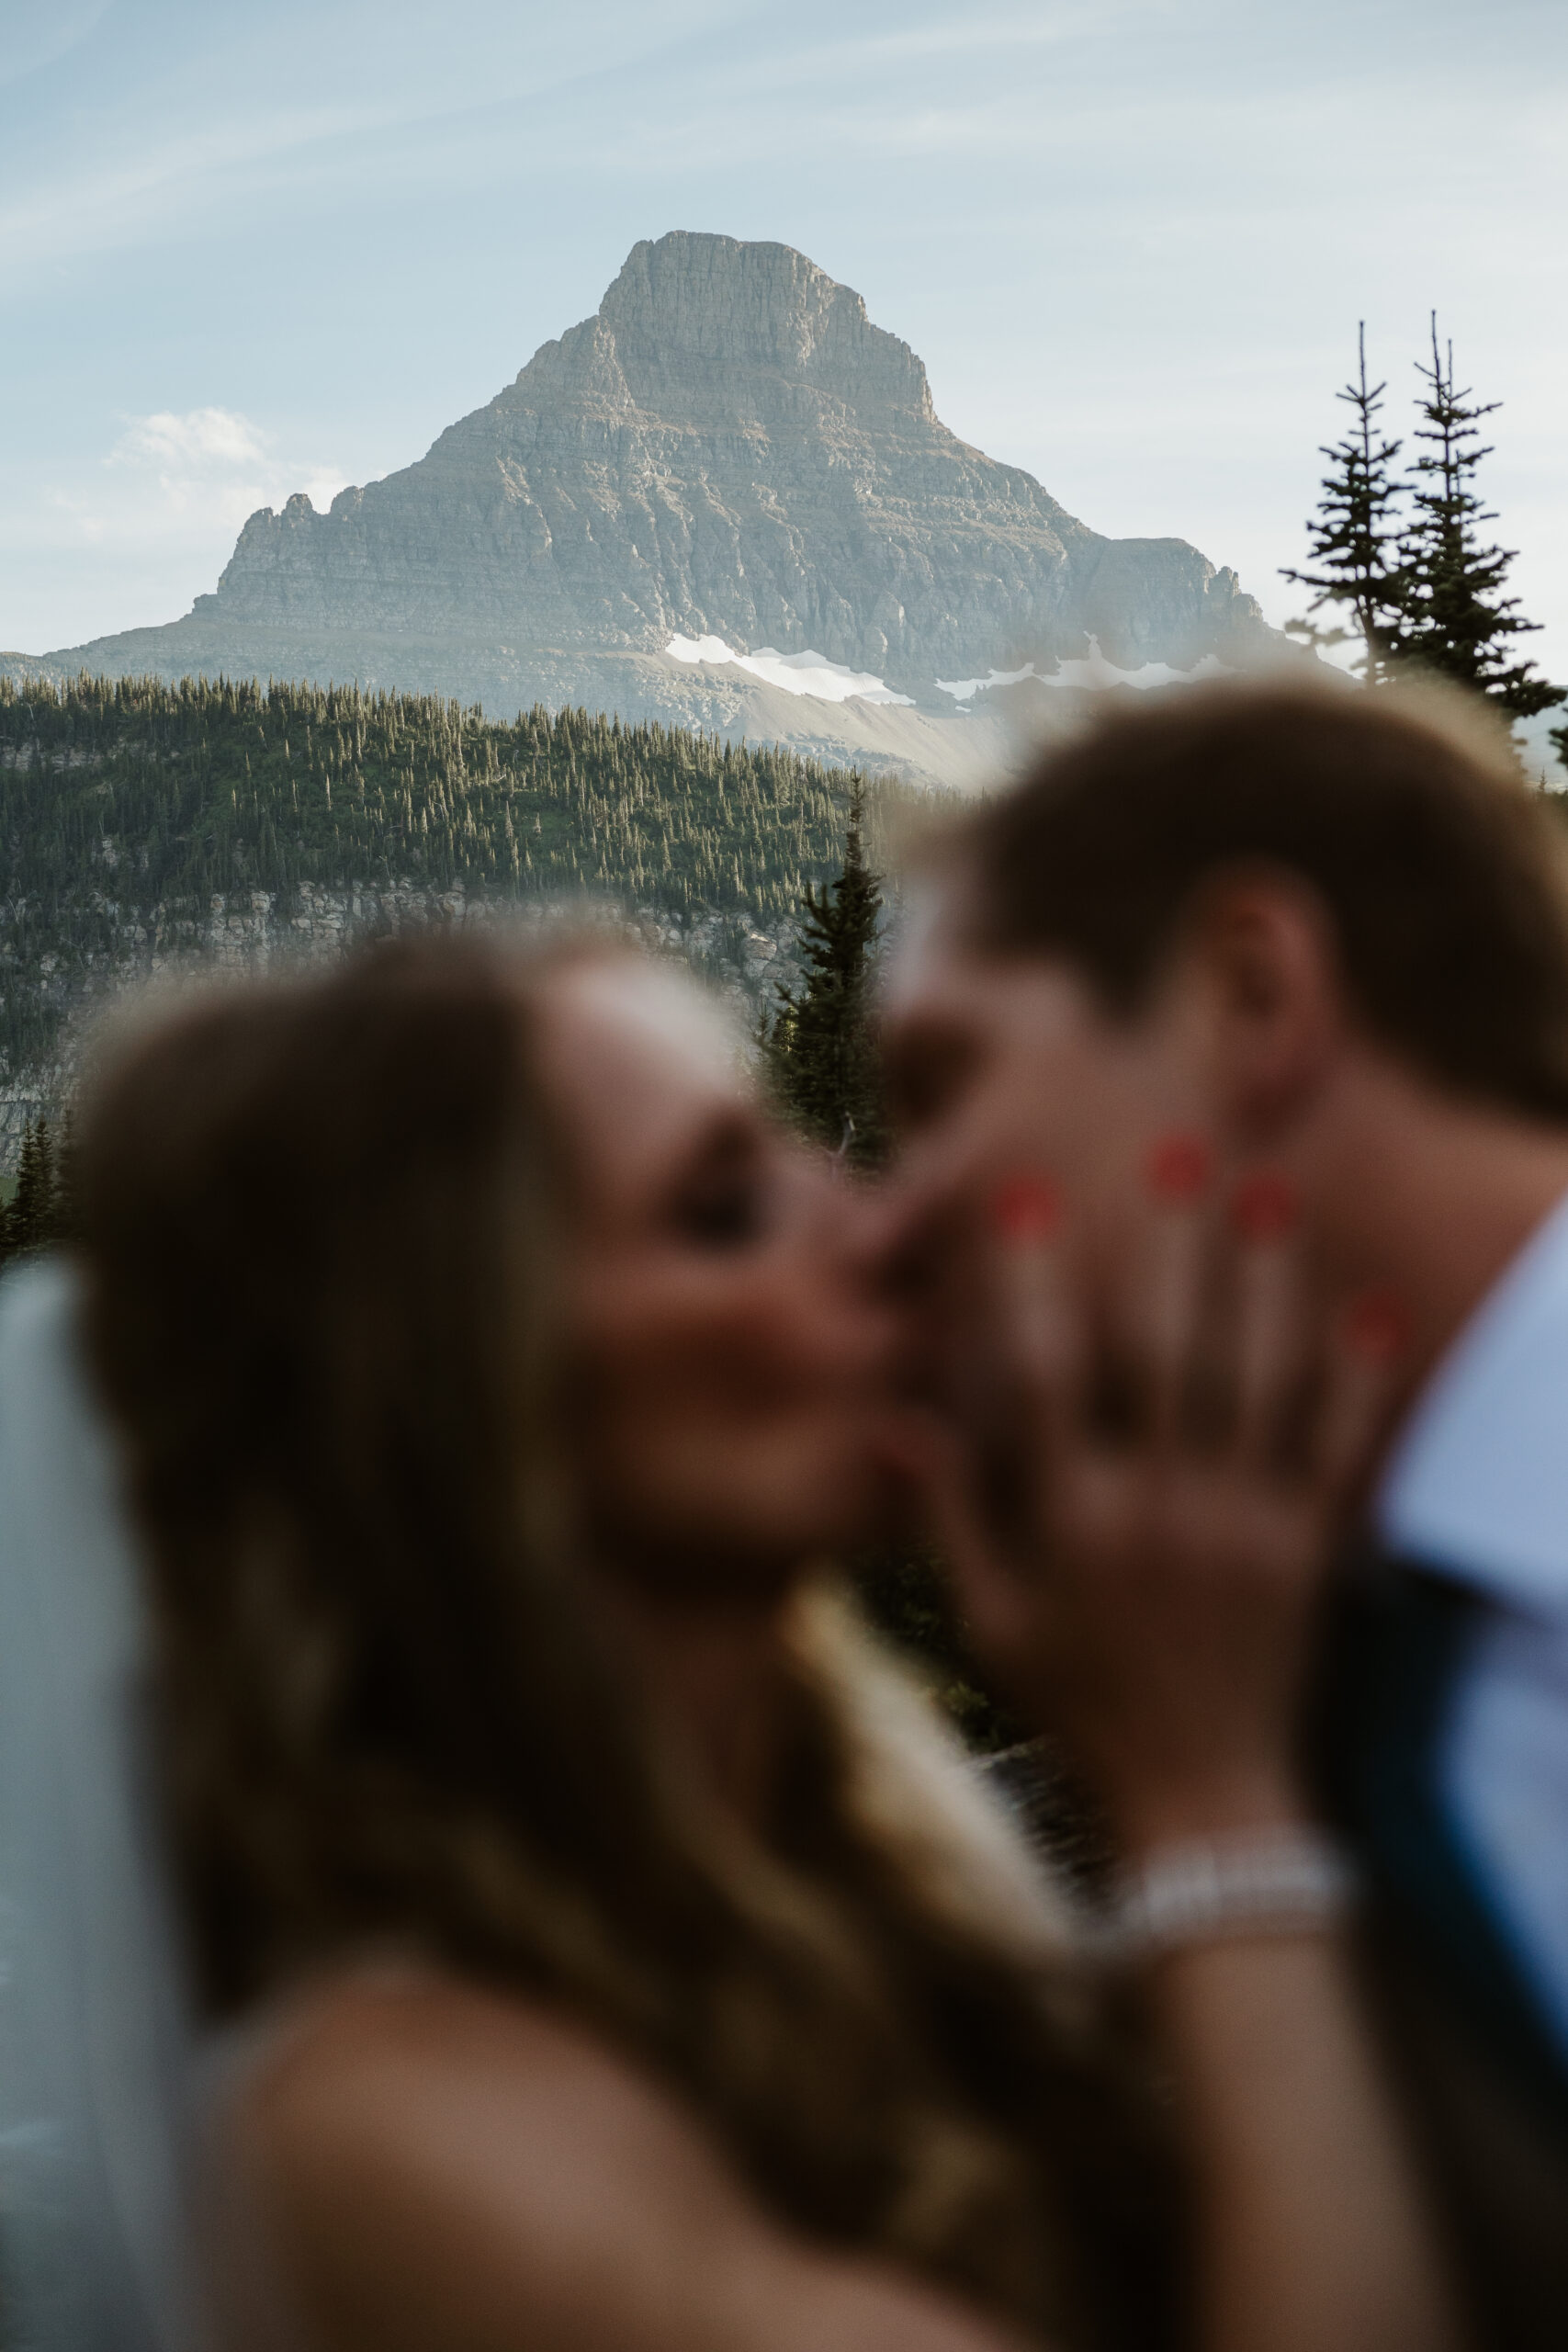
top-left (4, 0), bottom-right (1565, 689)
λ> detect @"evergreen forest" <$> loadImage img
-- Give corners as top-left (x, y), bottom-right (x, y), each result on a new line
top-left (0, 673), bottom-right (910, 1091)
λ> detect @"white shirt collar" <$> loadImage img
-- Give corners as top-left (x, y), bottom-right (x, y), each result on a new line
top-left (1377, 1186), bottom-right (1568, 1614)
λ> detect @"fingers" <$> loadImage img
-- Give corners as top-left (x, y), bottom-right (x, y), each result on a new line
top-left (990, 1175), bottom-right (1080, 1465)
top-left (984, 1154), bottom-right (1393, 1519)
top-left (1140, 1133), bottom-right (1212, 1448)
top-left (1130, 1144), bottom-right (1307, 1469)
top-left (1229, 1171), bottom-right (1304, 1467)
top-left (1316, 1289), bottom-right (1407, 1503)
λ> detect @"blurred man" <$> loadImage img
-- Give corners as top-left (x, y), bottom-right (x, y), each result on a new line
top-left (882, 677), bottom-right (1568, 2348)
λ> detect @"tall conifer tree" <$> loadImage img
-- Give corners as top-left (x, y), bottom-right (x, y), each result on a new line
top-left (51, 1111), bottom-right (84, 1246)
top-left (763, 780), bottom-right (888, 1168)
top-left (7, 1116), bottom-right (57, 1259)
top-left (1282, 323), bottom-right (1405, 683)
top-left (762, 790), bottom-right (1021, 1747)
top-left (1393, 318), bottom-right (1562, 718)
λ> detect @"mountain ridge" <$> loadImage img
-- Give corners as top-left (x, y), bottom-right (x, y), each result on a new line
top-left (6, 232), bottom-right (1278, 778)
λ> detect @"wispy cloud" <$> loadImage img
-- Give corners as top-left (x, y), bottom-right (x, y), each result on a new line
top-left (6, 404), bottom-right (351, 644)
top-left (0, 0), bottom-right (116, 94)
top-left (62, 406), bottom-right (351, 545)
top-left (113, 407), bottom-right (271, 473)
top-left (0, 104), bottom-right (391, 278)
top-left (0, 0), bottom-right (743, 282)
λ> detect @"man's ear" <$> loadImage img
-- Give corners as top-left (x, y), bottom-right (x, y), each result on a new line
top-left (1175, 873), bottom-right (1345, 1140)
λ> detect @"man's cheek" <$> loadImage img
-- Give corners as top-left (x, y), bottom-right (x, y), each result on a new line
top-left (983, 1091), bottom-right (1069, 1185)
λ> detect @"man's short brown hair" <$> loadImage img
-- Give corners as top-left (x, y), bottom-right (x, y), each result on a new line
top-left (960, 675), bottom-right (1568, 1122)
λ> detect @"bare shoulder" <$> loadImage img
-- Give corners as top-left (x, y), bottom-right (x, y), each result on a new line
top-left (226, 1967), bottom-right (1022, 2352)
top-left (243, 1964), bottom-right (715, 2191)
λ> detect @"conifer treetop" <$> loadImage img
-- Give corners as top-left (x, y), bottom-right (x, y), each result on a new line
top-left (1392, 316), bottom-right (1563, 719)
top-left (1287, 318), bottom-right (1563, 730)
top-left (1281, 322), bottom-right (1404, 684)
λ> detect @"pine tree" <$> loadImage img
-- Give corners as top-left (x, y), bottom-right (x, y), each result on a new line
top-left (762, 779), bottom-right (888, 1168)
top-left (1282, 323), bottom-right (1405, 683)
top-left (51, 1111), bottom-right (84, 1246)
top-left (1392, 317), bottom-right (1563, 718)
top-left (7, 1116), bottom-right (57, 1259)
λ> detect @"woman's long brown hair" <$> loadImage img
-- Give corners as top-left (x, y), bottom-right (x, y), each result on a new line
top-left (77, 932), bottom-right (1178, 2352)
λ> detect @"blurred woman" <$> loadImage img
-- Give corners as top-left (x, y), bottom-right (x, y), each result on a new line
top-left (71, 930), bottom-right (1454, 2352)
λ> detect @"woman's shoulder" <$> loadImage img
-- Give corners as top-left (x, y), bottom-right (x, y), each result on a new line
top-left (243, 1962), bottom-right (588, 2084)
top-left (215, 1962), bottom-right (1018, 2352)
top-left (233, 1960), bottom-right (698, 2184)
top-left (217, 1964), bottom-right (743, 2351)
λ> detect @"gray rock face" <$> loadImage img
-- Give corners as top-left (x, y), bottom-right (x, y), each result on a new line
top-left (0, 877), bottom-right (806, 1173)
top-left (17, 232), bottom-right (1273, 723)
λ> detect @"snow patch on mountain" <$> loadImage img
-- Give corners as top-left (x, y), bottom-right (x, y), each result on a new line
top-left (937, 641), bottom-right (1233, 702)
top-left (666, 634), bottom-right (914, 706)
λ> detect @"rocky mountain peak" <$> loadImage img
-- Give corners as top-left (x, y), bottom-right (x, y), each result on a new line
top-left (587, 231), bottom-right (935, 424)
top-left (16, 232), bottom-right (1279, 775)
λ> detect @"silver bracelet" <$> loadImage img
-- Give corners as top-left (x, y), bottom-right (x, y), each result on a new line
top-left (1089, 1828), bottom-right (1359, 1965)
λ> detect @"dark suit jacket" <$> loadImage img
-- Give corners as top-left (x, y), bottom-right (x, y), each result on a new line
top-left (1317, 1553), bottom-right (1568, 2350)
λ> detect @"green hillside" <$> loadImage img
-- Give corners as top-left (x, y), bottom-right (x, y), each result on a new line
top-left (0, 673), bottom-right (908, 1090)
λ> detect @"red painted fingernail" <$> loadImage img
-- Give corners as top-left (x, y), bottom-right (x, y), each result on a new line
top-left (1231, 1170), bottom-right (1299, 1242)
top-left (1146, 1131), bottom-right (1212, 1204)
top-left (992, 1174), bottom-right (1062, 1244)
top-left (1344, 1289), bottom-right (1408, 1363)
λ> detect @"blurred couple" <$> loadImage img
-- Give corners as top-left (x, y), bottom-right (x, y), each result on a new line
top-left (1, 674), bottom-right (1564, 2352)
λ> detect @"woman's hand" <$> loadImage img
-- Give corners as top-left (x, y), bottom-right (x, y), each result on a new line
top-left (921, 1144), bottom-right (1403, 1854)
